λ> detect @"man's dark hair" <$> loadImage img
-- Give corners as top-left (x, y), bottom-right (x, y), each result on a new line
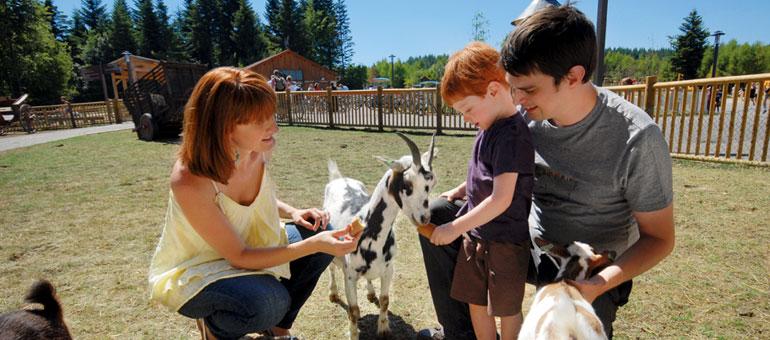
top-left (501, 5), bottom-right (597, 85)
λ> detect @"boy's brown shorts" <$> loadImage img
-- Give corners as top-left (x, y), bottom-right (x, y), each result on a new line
top-left (449, 237), bottom-right (530, 316)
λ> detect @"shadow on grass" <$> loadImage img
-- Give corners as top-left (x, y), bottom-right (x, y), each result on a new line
top-left (330, 298), bottom-right (418, 339)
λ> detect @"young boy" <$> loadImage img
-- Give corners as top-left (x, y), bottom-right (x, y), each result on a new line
top-left (430, 41), bottom-right (534, 340)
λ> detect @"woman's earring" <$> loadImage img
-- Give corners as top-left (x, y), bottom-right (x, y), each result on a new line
top-left (234, 149), bottom-right (240, 165)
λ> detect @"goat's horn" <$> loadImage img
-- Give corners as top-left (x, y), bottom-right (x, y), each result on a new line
top-left (428, 132), bottom-right (436, 169)
top-left (396, 132), bottom-right (422, 169)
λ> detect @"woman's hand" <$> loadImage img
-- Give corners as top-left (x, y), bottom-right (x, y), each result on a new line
top-left (310, 224), bottom-right (361, 257)
top-left (430, 223), bottom-right (460, 246)
top-left (291, 208), bottom-right (330, 231)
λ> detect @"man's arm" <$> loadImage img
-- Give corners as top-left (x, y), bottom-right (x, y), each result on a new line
top-left (571, 203), bottom-right (675, 302)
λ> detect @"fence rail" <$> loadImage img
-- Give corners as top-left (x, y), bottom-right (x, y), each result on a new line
top-left (608, 73), bottom-right (770, 164)
top-left (275, 87), bottom-right (474, 133)
top-left (1, 100), bottom-right (130, 135)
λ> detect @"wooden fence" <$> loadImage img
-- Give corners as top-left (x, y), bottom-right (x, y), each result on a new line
top-left (607, 73), bottom-right (770, 165)
top-left (275, 87), bottom-right (474, 133)
top-left (278, 73), bottom-right (770, 165)
top-left (1, 100), bottom-right (130, 134)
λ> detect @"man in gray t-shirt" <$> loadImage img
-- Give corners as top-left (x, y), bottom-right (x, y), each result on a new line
top-left (416, 6), bottom-right (674, 340)
top-left (528, 86), bottom-right (673, 259)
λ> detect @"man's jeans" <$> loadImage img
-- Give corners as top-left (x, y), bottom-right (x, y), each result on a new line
top-left (179, 223), bottom-right (334, 340)
top-left (419, 199), bottom-right (633, 339)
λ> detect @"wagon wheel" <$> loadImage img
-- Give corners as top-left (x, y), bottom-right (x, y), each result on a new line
top-left (137, 113), bottom-right (157, 141)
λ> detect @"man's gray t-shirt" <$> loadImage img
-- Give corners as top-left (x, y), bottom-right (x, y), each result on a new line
top-left (526, 87), bottom-right (673, 257)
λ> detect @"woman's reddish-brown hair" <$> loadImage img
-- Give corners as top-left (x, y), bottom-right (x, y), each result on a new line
top-left (441, 41), bottom-right (508, 105)
top-left (179, 67), bottom-right (276, 184)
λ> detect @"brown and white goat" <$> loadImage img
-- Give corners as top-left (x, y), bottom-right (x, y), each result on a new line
top-left (0, 279), bottom-right (72, 340)
top-left (519, 239), bottom-right (615, 340)
top-left (324, 132), bottom-right (436, 340)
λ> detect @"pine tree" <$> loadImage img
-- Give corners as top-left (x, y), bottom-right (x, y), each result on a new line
top-left (232, 0), bottom-right (266, 66)
top-left (109, 0), bottom-right (137, 60)
top-left (670, 9), bottom-right (709, 80)
top-left (135, 0), bottom-right (164, 58)
top-left (471, 11), bottom-right (489, 42)
top-left (67, 10), bottom-right (89, 67)
top-left (174, 0), bottom-right (195, 55)
top-left (156, 0), bottom-right (186, 60)
top-left (43, 0), bottom-right (69, 42)
top-left (190, 0), bottom-right (219, 66)
top-left (217, 0), bottom-right (240, 65)
top-left (79, 0), bottom-right (108, 32)
top-left (333, 0), bottom-right (353, 70)
top-left (264, 0), bottom-right (282, 49)
top-left (304, 0), bottom-right (336, 69)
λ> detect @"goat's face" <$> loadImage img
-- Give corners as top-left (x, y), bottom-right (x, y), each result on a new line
top-left (380, 133), bottom-right (437, 226)
top-left (535, 238), bottom-right (615, 281)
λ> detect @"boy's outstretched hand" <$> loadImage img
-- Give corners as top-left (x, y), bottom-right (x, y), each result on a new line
top-left (430, 223), bottom-right (460, 245)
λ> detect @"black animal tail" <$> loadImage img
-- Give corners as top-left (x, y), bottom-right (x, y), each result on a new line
top-left (24, 280), bottom-right (63, 320)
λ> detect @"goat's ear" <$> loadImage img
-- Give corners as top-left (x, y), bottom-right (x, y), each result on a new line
top-left (587, 250), bottom-right (615, 276)
top-left (534, 237), bottom-right (570, 259)
top-left (421, 147), bottom-right (438, 170)
top-left (375, 156), bottom-right (394, 168)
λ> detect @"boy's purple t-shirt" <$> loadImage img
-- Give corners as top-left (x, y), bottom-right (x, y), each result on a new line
top-left (458, 113), bottom-right (534, 243)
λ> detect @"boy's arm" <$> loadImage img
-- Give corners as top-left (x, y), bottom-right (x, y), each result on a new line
top-left (430, 173), bottom-right (518, 244)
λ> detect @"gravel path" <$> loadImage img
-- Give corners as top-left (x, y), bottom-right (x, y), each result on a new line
top-left (0, 122), bottom-right (135, 152)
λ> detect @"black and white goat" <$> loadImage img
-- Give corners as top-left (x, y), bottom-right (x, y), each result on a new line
top-left (324, 132), bottom-right (436, 340)
top-left (519, 239), bottom-right (615, 340)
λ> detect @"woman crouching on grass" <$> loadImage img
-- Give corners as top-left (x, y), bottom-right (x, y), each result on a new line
top-left (148, 67), bottom-right (361, 340)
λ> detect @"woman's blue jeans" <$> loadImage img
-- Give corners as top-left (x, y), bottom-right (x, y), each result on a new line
top-left (178, 223), bottom-right (334, 340)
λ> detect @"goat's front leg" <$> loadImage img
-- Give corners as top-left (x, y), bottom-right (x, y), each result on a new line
top-left (366, 279), bottom-right (378, 304)
top-left (377, 264), bottom-right (394, 337)
top-left (344, 271), bottom-right (361, 340)
top-left (329, 257), bottom-right (343, 303)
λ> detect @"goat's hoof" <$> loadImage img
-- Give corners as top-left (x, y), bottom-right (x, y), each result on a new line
top-left (329, 293), bottom-right (341, 303)
top-left (367, 293), bottom-right (378, 304)
top-left (376, 327), bottom-right (391, 339)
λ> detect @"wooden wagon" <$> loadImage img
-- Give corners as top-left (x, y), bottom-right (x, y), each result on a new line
top-left (123, 62), bottom-right (208, 140)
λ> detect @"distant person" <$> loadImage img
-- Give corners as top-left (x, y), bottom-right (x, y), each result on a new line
top-left (272, 69), bottom-right (287, 92)
top-left (620, 77), bottom-right (636, 85)
top-left (714, 88), bottom-right (723, 113)
top-left (339, 83), bottom-right (349, 91)
top-left (749, 84), bottom-right (757, 105)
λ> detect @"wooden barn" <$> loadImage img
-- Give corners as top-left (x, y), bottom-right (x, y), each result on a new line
top-left (245, 50), bottom-right (338, 88)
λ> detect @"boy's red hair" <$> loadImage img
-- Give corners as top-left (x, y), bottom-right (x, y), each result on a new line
top-left (441, 41), bottom-right (508, 105)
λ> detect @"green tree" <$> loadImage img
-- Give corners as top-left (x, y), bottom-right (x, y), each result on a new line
top-left (339, 64), bottom-right (367, 89)
top-left (232, 0), bottom-right (267, 66)
top-left (217, 0), bottom-right (240, 65)
top-left (0, 0), bottom-right (72, 104)
top-left (135, 0), bottom-right (164, 58)
top-left (471, 11), bottom-right (489, 42)
top-left (43, 0), bottom-right (69, 41)
top-left (190, 0), bottom-right (218, 66)
top-left (303, 0), bottom-right (337, 69)
top-left (79, 0), bottom-right (108, 32)
top-left (670, 9), bottom-right (709, 80)
top-left (109, 0), bottom-right (137, 60)
top-left (156, 0), bottom-right (186, 61)
top-left (333, 0), bottom-right (353, 70)
top-left (265, 0), bottom-right (309, 56)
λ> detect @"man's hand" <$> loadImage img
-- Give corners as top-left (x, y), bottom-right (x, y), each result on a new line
top-left (567, 275), bottom-right (609, 303)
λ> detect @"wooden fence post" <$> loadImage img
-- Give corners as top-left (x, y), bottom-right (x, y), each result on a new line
top-left (434, 86), bottom-right (443, 134)
top-left (377, 86), bottom-right (384, 131)
top-left (644, 75), bottom-right (657, 116)
top-left (327, 87), bottom-right (335, 127)
top-left (286, 88), bottom-right (293, 126)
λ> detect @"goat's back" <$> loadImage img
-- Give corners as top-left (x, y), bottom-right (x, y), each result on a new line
top-left (519, 282), bottom-right (607, 340)
top-left (0, 280), bottom-right (72, 340)
top-left (324, 160), bottom-right (370, 230)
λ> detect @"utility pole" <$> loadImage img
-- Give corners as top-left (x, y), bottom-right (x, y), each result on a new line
top-left (594, 0), bottom-right (608, 86)
top-left (389, 54), bottom-right (395, 88)
top-left (711, 30), bottom-right (725, 78)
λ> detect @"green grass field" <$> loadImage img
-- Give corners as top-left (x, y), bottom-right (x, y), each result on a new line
top-left (0, 126), bottom-right (768, 339)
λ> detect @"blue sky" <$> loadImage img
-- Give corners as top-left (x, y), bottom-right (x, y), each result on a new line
top-left (55, 0), bottom-right (769, 65)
